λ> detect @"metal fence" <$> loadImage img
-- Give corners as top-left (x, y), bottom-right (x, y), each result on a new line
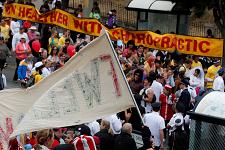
top-left (189, 120), bottom-right (225, 150)
top-left (188, 22), bottom-right (222, 38)
top-left (68, 0), bottom-right (137, 28)
top-left (68, 0), bottom-right (222, 38)
top-left (97, 0), bottom-right (137, 29)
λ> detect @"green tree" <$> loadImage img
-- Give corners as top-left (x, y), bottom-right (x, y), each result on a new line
top-left (172, 0), bottom-right (225, 65)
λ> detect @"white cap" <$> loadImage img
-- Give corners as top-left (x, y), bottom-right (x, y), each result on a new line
top-left (20, 35), bottom-right (26, 39)
top-left (34, 62), bottom-right (43, 68)
top-left (179, 66), bottom-right (185, 72)
top-left (29, 26), bottom-right (37, 30)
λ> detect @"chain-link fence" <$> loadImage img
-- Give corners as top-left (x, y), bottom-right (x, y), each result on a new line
top-left (189, 119), bottom-right (225, 150)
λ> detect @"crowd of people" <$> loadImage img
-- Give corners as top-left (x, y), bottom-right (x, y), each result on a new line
top-left (0, 0), bottom-right (224, 150)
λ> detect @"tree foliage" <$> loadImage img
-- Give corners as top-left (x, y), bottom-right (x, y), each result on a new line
top-left (172, 0), bottom-right (225, 36)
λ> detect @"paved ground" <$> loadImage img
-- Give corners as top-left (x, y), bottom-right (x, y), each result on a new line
top-left (2, 0), bottom-right (42, 89)
top-left (3, 55), bottom-right (20, 89)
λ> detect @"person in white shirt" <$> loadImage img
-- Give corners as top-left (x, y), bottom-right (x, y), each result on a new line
top-left (104, 114), bottom-right (122, 135)
top-left (167, 102), bottom-right (185, 135)
top-left (139, 78), bottom-right (151, 97)
top-left (143, 102), bottom-right (165, 150)
top-left (10, 19), bottom-right (20, 35)
top-left (86, 121), bottom-right (100, 136)
top-left (189, 68), bottom-right (204, 88)
top-left (188, 85), bottom-right (197, 104)
top-left (213, 68), bottom-right (225, 92)
top-left (12, 27), bottom-right (29, 52)
top-left (179, 60), bottom-right (192, 78)
top-left (150, 74), bottom-right (163, 102)
top-left (141, 88), bottom-right (156, 113)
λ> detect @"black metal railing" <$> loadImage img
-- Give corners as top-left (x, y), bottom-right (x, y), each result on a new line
top-left (68, 0), bottom-right (137, 29)
top-left (67, 0), bottom-right (222, 37)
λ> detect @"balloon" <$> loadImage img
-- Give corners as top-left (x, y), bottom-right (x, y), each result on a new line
top-left (32, 40), bottom-right (41, 52)
top-left (67, 45), bottom-right (76, 58)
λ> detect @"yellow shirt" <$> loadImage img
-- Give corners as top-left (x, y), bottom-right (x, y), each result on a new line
top-left (205, 65), bottom-right (221, 88)
top-left (0, 25), bottom-right (10, 40)
top-left (34, 74), bottom-right (43, 84)
top-left (192, 61), bottom-right (202, 68)
top-left (48, 37), bottom-right (59, 54)
top-left (32, 71), bottom-right (43, 84)
top-left (58, 36), bottom-right (66, 46)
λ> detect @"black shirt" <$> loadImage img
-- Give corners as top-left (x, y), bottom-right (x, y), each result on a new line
top-left (114, 132), bottom-right (137, 150)
top-left (95, 129), bottom-right (115, 150)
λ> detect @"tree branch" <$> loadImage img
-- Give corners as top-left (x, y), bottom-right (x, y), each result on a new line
top-left (218, 0), bottom-right (225, 27)
top-left (213, 7), bottom-right (223, 34)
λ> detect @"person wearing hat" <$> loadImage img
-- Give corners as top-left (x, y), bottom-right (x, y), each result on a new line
top-left (168, 117), bottom-right (188, 150)
top-left (213, 67), bottom-right (225, 92)
top-left (17, 53), bottom-right (34, 84)
top-left (205, 59), bottom-right (221, 90)
top-left (12, 27), bottom-right (29, 52)
top-left (27, 26), bottom-right (37, 41)
top-left (143, 102), bottom-right (165, 150)
top-left (178, 78), bottom-right (191, 113)
top-left (167, 102), bottom-right (185, 134)
top-left (0, 36), bottom-right (10, 71)
top-left (13, 35), bottom-right (31, 81)
top-left (160, 85), bottom-right (176, 138)
top-left (31, 61), bottom-right (44, 84)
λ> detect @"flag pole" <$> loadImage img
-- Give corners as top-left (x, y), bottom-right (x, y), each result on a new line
top-left (104, 30), bottom-right (144, 125)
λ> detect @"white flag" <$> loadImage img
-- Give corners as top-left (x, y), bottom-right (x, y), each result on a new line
top-left (9, 32), bottom-right (134, 138)
top-left (0, 88), bottom-right (34, 150)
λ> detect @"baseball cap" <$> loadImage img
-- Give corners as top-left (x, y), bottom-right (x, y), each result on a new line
top-left (180, 78), bottom-right (190, 86)
top-left (164, 84), bottom-right (172, 91)
top-left (151, 102), bottom-right (161, 109)
top-left (20, 35), bottom-right (26, 39)
top-left (218, 68), bottom-right (225, 75)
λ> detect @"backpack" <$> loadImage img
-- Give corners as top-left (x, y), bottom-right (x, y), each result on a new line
top-left (169, 129), bottom-right (188, 150)
top-left (26, 76), bottom-right (35, 87)
top-left (21, 76), bottom-right (35, 88)
top-left (0, 73), bottom-right (4, 90)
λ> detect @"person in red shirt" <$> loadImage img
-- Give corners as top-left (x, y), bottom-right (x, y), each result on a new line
top-left (30, 132), bottom-right (37, 148)
top-left (159, 84), bottom-right (176, 138)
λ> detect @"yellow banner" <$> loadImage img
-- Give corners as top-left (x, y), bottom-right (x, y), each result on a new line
top-left (3, 3), bottom-right (224, 57)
